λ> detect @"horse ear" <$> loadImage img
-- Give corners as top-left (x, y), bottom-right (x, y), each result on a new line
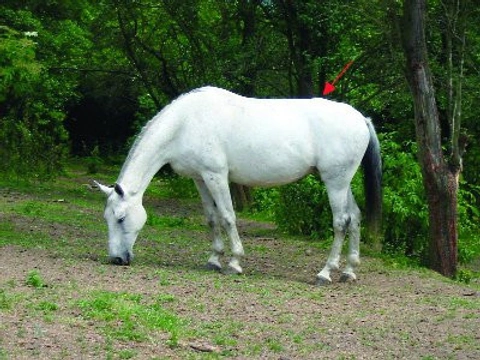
top-left (114, 183), bottom-right (125, 197)
top-left (94, 180), bottom-right (113, 196)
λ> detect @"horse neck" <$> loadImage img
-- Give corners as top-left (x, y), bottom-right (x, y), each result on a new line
top-left (117, 151), bottom-right (165, 197)
top-left (117, 114), bottom-right (175, 197)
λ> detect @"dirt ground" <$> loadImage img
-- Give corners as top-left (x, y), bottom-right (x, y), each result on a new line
top-left (0, 185), bottom-right (479, 360)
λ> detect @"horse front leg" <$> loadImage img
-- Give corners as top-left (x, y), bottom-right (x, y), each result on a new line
top-left (201, 173), bottom-right (244, 275)
top-left (195, 179), bottom-right (225, 271)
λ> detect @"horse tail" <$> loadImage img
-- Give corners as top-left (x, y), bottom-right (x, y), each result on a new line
top-left (362, 118), bottom-right (382, 236)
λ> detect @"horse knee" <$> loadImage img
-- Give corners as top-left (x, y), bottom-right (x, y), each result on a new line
top-left (207, 217), bottom-right (217, 229)
top-left (333, 214), bottom-right (351, 233)
top-left (220, 213), bottom-right (236, 230)
top-left (347, 253), bottom-right (360, 266)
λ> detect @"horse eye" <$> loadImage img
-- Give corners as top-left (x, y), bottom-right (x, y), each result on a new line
top-left (117, 217), bottom-right (125, 224)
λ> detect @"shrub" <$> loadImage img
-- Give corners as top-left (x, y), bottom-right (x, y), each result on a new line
top-left (0, 25), bottom-right (70, 179)
top-left (274, 174), bottom-right (332, 238)
top-left (381, 133), bottom-right (428, 257)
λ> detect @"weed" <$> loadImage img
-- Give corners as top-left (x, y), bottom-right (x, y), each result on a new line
top-left (448, 296), bottom-right (480, 311)
top-left (0, 289), bottom-right (13, 310)
top-left (214, 334), bottom-right (238, 347)
top-left (25, 270), bottom-right (45, 288)
top-left (455, 269), bottom-right (476, 284)
top-left (21, 201), bottom-right (44, 217)
top-left (265, 337), bottom-right (283, 352)
top-left (118, 349), bottom-right (137, 359)
top-left (36, 301), bottom-right (59, 313)
top-left (156, 294), bottom-right (176, 303)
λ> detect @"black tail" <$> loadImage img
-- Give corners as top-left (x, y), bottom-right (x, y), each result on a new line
top-left (362, 119), bottom-right (382, 236)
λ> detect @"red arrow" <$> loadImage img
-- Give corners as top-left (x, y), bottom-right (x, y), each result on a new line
top-left (323, 60), bottom-right (354, 95)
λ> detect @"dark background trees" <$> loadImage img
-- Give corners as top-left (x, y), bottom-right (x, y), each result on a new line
top-left (1, 0), bottom-right (479, 276)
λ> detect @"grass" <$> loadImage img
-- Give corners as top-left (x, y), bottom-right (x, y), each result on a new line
top-left (77, 290), bottom-right (181, 346)
top-left (0, 162), bottom-right (479, 359)
top-left (25, 270), bottom-right (46, 288)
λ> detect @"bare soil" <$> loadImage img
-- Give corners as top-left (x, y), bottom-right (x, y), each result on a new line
top-left (0, 183), bottom-right (479, 360)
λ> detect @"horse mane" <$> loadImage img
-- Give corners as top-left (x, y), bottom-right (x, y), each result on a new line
top-left (121, 88), bottom-right (214, 172)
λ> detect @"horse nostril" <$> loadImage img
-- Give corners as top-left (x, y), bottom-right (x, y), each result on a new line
top-left (109, 251), bottom-right (132, 266)
top-left (111, 257), bottom-right (124, 265)
top-left (111, 257), bottom-right (128, 266)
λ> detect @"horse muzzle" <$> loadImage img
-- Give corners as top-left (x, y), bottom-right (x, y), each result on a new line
top-left (109, 251), bottom-right (132, 266)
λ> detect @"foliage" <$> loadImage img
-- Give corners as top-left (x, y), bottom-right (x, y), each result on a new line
top-left (273, 174), bottom-right (331, 238)
top-left (85, 145), bottom-right (103, 174)
top-left (381, 133), bottom-right (428, 257)
top-left (0, 8), bottom-right (84, 178)
top-left (250, 187), bottom-right (280, 221)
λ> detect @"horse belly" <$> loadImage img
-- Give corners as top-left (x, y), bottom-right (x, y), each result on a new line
top-left (226, 139), bottom-right (316, 187)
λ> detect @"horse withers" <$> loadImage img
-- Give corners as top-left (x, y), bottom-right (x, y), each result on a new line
top-left (95, 86), bottom-right (382, 285)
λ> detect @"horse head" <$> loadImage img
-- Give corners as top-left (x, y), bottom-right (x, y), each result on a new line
top-left (95, 181), bottom-right (147, 265)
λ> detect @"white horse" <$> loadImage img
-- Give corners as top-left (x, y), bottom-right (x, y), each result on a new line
top-left (95, 86), bottom-right (381, 285)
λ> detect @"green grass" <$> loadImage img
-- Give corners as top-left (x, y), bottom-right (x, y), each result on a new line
top-left (25, 270), bottom-right (46, 288)
top-left (77, 290), bottom-right (181, 346)
top-left (1, 162), bottom-right (480, 359)
top-left (0, 289), bottom-right (14, 310)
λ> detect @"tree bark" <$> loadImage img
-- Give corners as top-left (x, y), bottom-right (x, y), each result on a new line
top-left (401, 0), bottom-right (458, 277)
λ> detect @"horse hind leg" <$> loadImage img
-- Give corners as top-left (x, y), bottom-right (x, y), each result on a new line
top-left (195, 179), bottom-right (224, 271)
top-left (316, 182), bottom-right (351, 285)
top-left (339, 190), bottom-right (361, 283)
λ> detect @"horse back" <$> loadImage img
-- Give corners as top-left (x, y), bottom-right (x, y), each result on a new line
top-left (168, 87), bottom-right (370, 186)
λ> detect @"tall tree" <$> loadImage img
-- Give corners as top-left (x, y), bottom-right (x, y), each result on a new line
top-left (263, 0), bottom-right (333, 97)
top-left (400, 0), bottom-right (468, 276)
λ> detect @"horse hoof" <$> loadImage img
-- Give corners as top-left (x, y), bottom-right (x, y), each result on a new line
top-left (339, 273), bottom-right (357, 283)
top-left (205, 262), bottom-right (222, 272)
top-left (316, 277), bottom-right (332, 286)
top-left (222, 265), bottom-right (242, 275)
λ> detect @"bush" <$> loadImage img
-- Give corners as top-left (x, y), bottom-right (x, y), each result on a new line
top-left (274, 174), bottom-right (332, 238)
top-left (381, 133), bottom-right (428, 257)
top-left (0, 25), bottom-right (70, 179)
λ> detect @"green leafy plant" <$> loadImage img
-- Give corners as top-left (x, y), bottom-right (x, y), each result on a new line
top-left (274, 174), bottom-right (331, 238)
top-left (381, 133), bottom-right (428, 257)
top-left (25, 270), bottom-right (45, 288)
top-left (0, 24), bottom-right (70, 179)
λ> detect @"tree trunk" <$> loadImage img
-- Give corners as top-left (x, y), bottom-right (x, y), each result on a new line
top-left (401, 0), bottom-right (458, 277)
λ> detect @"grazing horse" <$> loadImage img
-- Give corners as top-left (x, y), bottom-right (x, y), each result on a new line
top-left (95, 86), bottom-right (381, 285)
